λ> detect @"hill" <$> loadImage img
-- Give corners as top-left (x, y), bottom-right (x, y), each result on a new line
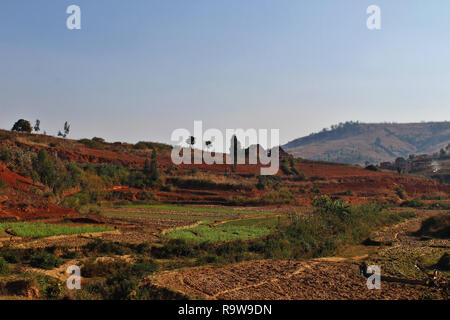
top-left (1, 128), bottom-right (449, 221)
top-left (283, 121), bottom-right (450, 165)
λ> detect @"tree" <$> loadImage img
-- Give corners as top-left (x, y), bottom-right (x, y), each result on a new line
top-left (34, 120), bottom-right (41, 133)
top-left (58, 122), bottom-right (71, 138)
top-left (32, 149), bottom-right (57, 188)
top-left (229, 135), bottom-right (242, 172)
top-left (150, 148), bottom-right (160, 182)
top-left (143, 149), bottom-right (160, 187)
top-left (11, 119), bottom-right (32, 133)
top-left (143, 159), bottom-right (151, 177)
top-left (186, 136), bottom-right (195, 148)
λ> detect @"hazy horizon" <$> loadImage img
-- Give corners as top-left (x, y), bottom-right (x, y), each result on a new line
top-left (2, 0), bottom-right (450, 145)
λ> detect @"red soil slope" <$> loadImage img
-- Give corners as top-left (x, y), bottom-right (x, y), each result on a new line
top-left (0, 163), bottom-right (76, 220)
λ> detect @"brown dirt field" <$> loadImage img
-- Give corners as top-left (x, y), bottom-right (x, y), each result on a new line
top-left (155, 209), bottom-right (449, 300)
top-left (156, 259), bottom-right (436, 300)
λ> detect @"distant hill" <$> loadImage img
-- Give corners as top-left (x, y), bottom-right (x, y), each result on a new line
top-left (283, 121), bottom-right (450, 165)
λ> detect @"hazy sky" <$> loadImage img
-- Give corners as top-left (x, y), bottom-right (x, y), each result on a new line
top-left (1, 0), bottom-right (449, 145)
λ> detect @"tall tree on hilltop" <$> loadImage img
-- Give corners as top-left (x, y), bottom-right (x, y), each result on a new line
top-left (150, 148), bottom-right (160, 182)
top-left (34, 119), bottom-right (41, 133)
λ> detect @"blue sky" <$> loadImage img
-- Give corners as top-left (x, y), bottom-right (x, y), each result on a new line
top-left (1, 0), bottom-right (449, 145)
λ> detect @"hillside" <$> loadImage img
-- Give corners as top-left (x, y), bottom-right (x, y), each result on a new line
top-left (283, 121), bottom-right (450, 165)
top-left (1, 128), bottom-right (449, 221)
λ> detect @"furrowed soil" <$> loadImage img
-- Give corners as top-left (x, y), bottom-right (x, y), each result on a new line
top-left (155, 210), bottom-right (449, 300)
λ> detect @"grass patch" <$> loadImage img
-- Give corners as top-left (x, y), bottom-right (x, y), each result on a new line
top-left (164, 218), bottom-right (276, 243)
top-left (116, 204), bottom-right (266, 215)
top-left (0, 222), bottom-right (114, 238)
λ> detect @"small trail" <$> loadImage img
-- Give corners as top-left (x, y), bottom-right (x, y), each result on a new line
top-left (160, 221), bottom-right (203, 235)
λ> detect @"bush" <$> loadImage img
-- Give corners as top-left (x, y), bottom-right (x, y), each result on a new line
top-left (0, 257), bottom-right (10, 274)
top-left (29, 252), bottom-right (62, 270)
top-left (0, 178), bottom-right (6, 189)
top-left (396, 187), bottom-right (405, 199)
top-left (36, 275), bottom-right (63, 299)
top-left (83, 259), bottom-right (130, 278)
top-left (0, 147), bottom-right (11, 162)
top-left (365, 165), bottom-right (379, 171)
top-left (436, 253), bottom-right (450, 271)
top-left (83, 239), bottom-right (130, 256)
top-left (416, 214), bottom-right (450, 238)
top-left (79, 138), bottom-right (104, 150)
top-left (151, 239), bottom-right (196, 259)
top-left (132, 259), bottom-right (158, 277)
top-left (133, 141), bottom-right (172, 151)
top-left (401, 199), bottom-right (425, 208)
top-left (258, 189), bottom-right (295, 205)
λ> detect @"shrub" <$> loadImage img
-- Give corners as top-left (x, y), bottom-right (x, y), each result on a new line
top-left (0, 147), bottom-right (11, 162)
top-left (365, 164), bottom-right (379, 171)
top-left (436, 253), bottom-right (450, 270)
top-left (79, 138), bottom-right (104, 150)
top-left (401, 199), bottom-right (425, 208)
top-left (132, 259), bottom-right (158, 277)
top-left (258, 189), bottom-right (295, 205)
top-left (280, 160), bottom-right (292, 175)
top-left (133, 141), bottom-right (172, 151)
top-left (36, 275), bottom-right (63, 299)
top-left (83, 259), bottom-right (130, 278)
top-left (29, 252), bottom-right (62, 270)
top-left (32, 149), bottom-right (57, 189)
top-left (256, 175), bottom-right (282, 190)
top-left (83, 239), bottom-right (130, 256)
top-left (396, 187), bottom-right (405, 199)
top-left (0, 178), bottom-right (6, 189)
top-left (416, 214), bottom-right (450, 238)
top-left (0, 257), bottom-right (10, 274)
top-left (151, 239), bottom-right (196, 259)
top-left (96, 272), bottom-right (140, 300)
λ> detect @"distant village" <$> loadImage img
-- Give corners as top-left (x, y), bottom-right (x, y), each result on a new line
top-left (378, 144), bottom-right (450, 182)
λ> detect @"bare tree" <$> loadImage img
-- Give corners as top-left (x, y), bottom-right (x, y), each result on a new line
top-left (34, 119), bottom-right (41, 133)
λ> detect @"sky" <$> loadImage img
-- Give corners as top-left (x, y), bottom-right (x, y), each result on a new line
top-left (1, 0), bottom-right (450, 146)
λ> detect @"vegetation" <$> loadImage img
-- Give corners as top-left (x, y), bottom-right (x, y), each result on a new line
top-left (436, 253), bottom-right (450, 271)
top-left (155, 198), bottom-right (415, 265)
top-left (0, 178), bottom-right (6, 189)
top-left (29, 251), bottom-right (62, 270)
top-left (11, 119), bottom-right (32, 133)
top-left (401, 199), bottom-right (426, 208)
top-left (416, 214), bottom-right (450, 238)
top-left (0, 257), bottom-right (10, 274)
top-left (57, 121), bottom-right (70, 138)
top-left (283, 121), bottom-right (450, 165)
top-left (0, 222), bottom-right (114, 238)
top-left (365, 164), bottom-right (379, 171)
top-left (165, 221), bottom-right (273, 243)
top-left (0, 147), bottom-right (11, 162)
